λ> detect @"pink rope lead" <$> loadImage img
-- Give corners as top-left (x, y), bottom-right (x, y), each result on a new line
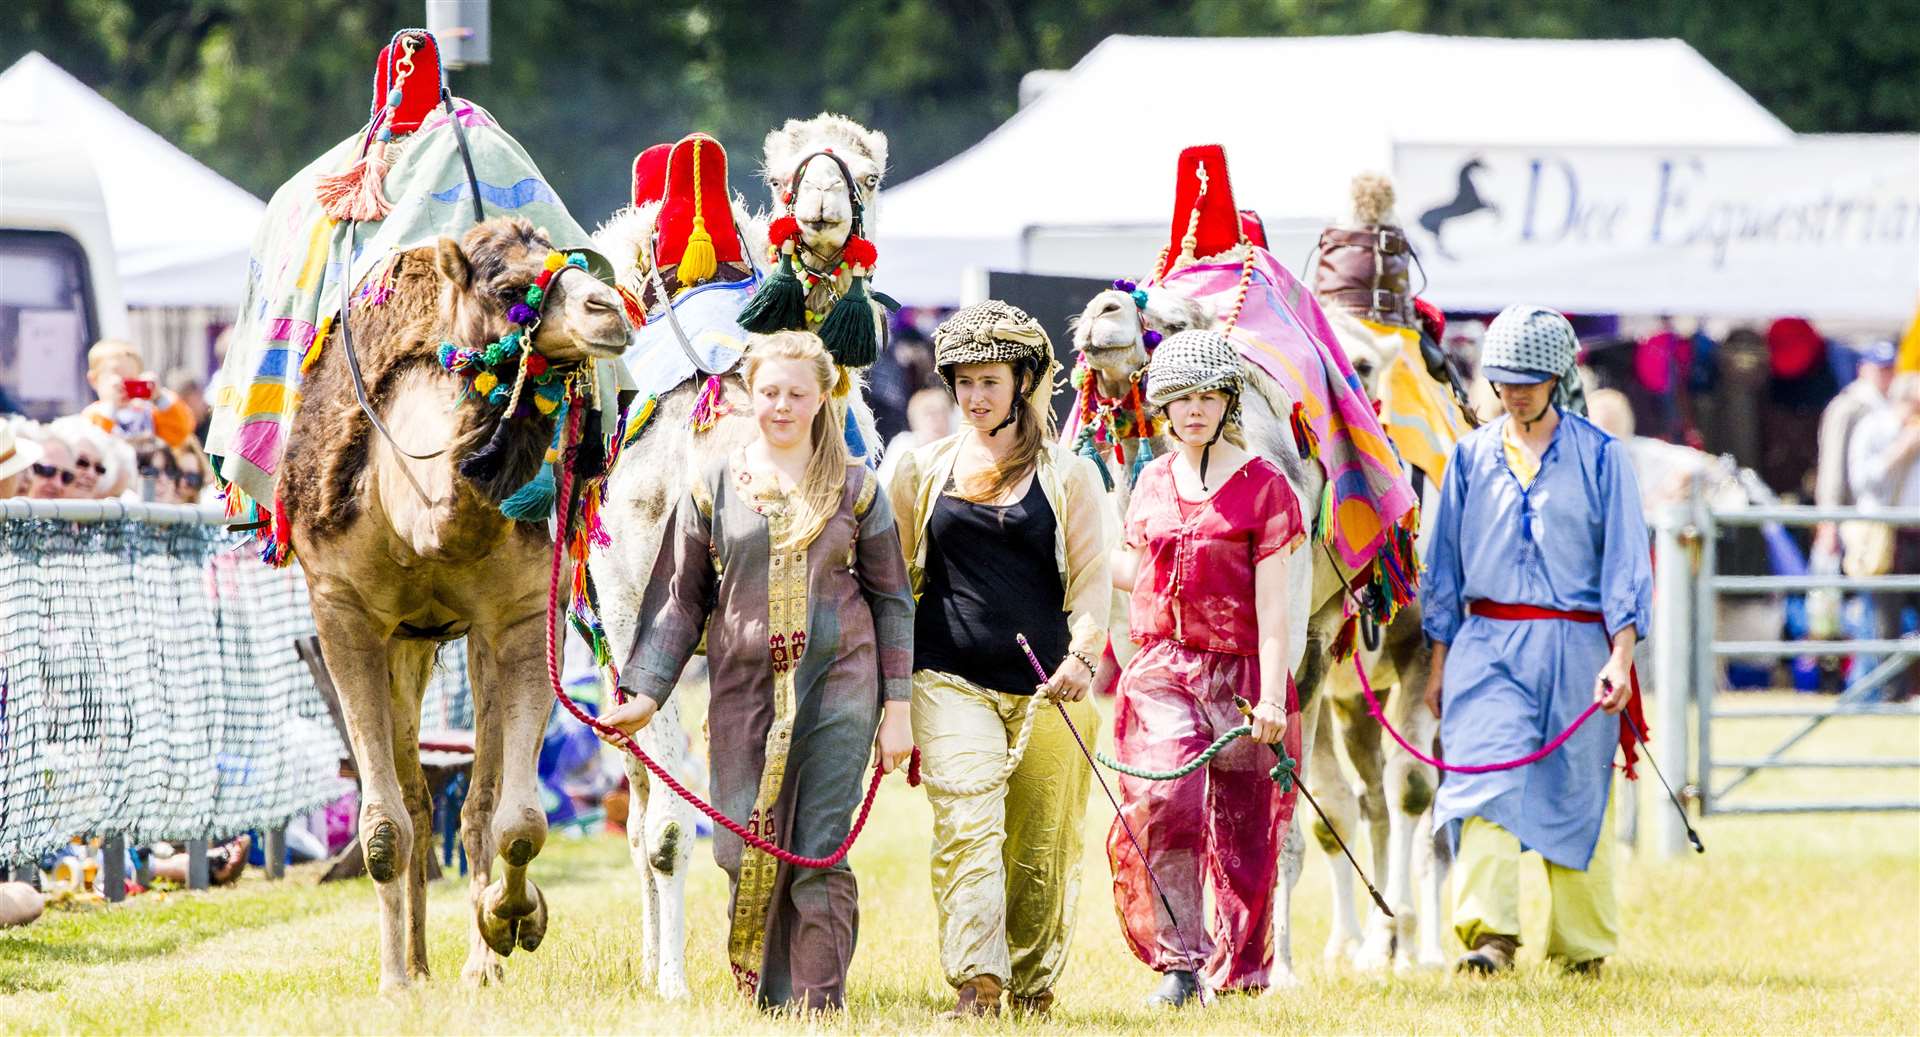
top-left (543, 400), bottom-right (893, 870)
top-left (1351, 653), bottom-right (1604, 774)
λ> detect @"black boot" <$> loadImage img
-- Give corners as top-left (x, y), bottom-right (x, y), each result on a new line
top-left (1145, 969), bottom-right (1201, 1008)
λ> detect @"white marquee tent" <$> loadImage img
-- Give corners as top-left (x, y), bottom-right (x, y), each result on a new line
top-left (0, 52), bottom-right (265, 309)
top-left (873, 33), bottom-right (1800, 308)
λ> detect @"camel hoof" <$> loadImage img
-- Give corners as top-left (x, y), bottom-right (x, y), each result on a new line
top-left (477, 884), bottom-right (518, 958)
top-left (366, 820), bottom-right (401, 884)
top-left (462, 952), bottom-right (506, 987)
top-left (1323, 936), bottom-right (1359, 968)
top-left (378, 972), bottom-right (412, 996)
top-left (1353, 933), bottom-right (1396, 972)
top-left (515, 882), bottom-right (548, 953)
top-left (1265, 965), bottom-right (1302, 992)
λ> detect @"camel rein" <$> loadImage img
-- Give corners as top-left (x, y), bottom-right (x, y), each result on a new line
top-left (541, 402), bottom-right (896, 870)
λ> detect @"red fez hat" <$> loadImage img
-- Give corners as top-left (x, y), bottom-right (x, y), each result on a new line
top-left (371, 31), bottom-right (444, 138)
top-left (631, 143), bottom-right (671, 208)
top-left (655, 133), bottom-right (744, 284)
top-left (1155, 145), bottom-right (1245, 280)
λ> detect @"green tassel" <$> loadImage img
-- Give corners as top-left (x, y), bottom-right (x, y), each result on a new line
top-left (817, 274), bottom-right (879, 367)
top-left (1075, 426), bottom-right (1114, 492)
top-left (499, 463), bottom-right (555, 521)
top-left (739, 250), bottom-right (807, 333)
top-left (1128, 435), bottom-right (1154, 488)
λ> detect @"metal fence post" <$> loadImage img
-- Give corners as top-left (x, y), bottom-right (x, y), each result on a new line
top-left (1692, 490), bottom-right (1718, 817)
top-left (187, 838), bottom-right (210, 890)
top-left (1652, 503), bottom-right (1693, 859)
top-left (265, 826), bottom-right (286, 880)
top-left (102, 834), bottom-right (127, 902)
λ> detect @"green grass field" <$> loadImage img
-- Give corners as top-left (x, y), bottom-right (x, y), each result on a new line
top-left (3, 692), bottom-right (1916, 1035)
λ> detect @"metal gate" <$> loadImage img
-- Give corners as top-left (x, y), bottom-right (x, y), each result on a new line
top-left (1650, 502), bottom-right (1920, 857)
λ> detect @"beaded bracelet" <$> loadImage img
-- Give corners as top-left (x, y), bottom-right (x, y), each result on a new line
top-left (1069, 648), bottom-right (1097, 677)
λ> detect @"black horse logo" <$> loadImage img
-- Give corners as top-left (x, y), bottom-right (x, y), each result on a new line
top-left (1418, 158), bottom-right (1499, 261)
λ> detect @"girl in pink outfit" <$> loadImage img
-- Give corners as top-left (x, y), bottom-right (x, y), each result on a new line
top-left (1108, 330), bottom-right (1304, 1006)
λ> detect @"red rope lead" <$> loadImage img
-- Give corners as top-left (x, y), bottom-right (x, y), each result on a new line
top-left (544, 400), bottom-right (896, 870)
top-left (1352, 653), bottom-right (1604, 774)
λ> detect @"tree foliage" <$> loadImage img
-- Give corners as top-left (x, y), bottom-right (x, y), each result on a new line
top-left (7, 0), bottom-right (1915, 225)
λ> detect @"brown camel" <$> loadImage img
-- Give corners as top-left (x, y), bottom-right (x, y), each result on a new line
top-left (279, 217), bottom-right (627, 991)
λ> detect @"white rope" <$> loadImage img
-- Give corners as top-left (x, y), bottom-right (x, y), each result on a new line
top-left (915, 692), bottom-right (1050, 797)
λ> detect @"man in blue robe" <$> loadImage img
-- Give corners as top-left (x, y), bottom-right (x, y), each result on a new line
top-left (1420, 305), bottom-right (1654, 976)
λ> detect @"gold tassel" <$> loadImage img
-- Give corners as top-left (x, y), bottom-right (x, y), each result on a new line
top-left (680, 216), bottom-right (717, 284)
top-left (677, 137), bottom-right (719, 284)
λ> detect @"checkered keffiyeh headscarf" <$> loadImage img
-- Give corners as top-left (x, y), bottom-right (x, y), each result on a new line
top-left (1145, 329), bottom-right (1242, 407)
top-left (933, 300), bottom-right (1055, 371)
top-left (1481, 304), bottom-right (1577, 382)
top-left (933, 300), bottom-right (1060, 432)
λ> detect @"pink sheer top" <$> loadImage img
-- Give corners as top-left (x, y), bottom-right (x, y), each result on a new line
top-left (1125, 454), bottom-right (1305, 656)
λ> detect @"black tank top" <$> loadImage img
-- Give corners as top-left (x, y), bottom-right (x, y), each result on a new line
top-left (914, 476), bottom-right (1069, 695)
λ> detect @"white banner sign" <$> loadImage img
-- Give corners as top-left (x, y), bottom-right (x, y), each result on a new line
top-left (1393, 139), bottom-right (1919, 321)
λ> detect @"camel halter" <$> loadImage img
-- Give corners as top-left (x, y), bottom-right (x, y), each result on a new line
top-left (781, 149), bottom-right (870, 279)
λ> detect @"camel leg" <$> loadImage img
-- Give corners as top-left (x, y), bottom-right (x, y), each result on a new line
top-left (1269, 643), bottom-right (1328, 993)
top-left (1416, 812), bottom-right (1453, 968)
top-left (1380, 615), bottom-right (1439, 971)
top-left (1307, 692), bottom-right (1364, 969)
top-left (1338, 685), bottom-right (1397, 972)
top-left (312, 604), bottom-right (413, 992)
top-left (621, 757), bottom-right (661, 990)
top-left (473, 611), bottom-right (552, 958)
top-left (639, 706), bottom-right (693, 1000)
top-left (459, 641), bottom-right (505, 987)
top-left (390, 640), bottom-right (437, 982)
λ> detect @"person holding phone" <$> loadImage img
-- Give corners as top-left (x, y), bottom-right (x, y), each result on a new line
top-left (81, 339), bottom-right (196, 447)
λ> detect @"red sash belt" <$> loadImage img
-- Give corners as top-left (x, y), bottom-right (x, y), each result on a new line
top-left (1470, 601), bottom-right (1603, 624)
top-left (1464, 600), bottom-right (1648, 777)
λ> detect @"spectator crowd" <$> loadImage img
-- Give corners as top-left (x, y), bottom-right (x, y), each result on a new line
top-left (0, 338), bottom-right (214, 506)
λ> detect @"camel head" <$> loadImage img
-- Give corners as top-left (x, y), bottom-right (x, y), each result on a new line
top-left (1321, 305), bottom-right (1402, 399)
top-left (762, 113), bottom-right (888, 263)
top-left (1069, 284), bottom-right (1211, 399)
top-left (435, 218), bottom-right (628, 364)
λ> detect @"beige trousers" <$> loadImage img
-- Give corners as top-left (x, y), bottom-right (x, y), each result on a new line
top-left (911, 670), bottom-right (1095, 996)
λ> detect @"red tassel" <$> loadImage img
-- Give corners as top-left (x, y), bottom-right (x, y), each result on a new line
top-left (841, 235), bottom-right (877, 269)
top-left (1290, 400), bottom-right (1318, 460)
top-left (1331, 615), bottom-right (1358, 661)
top-left (907, 747), bottom-right (922, 788)
top-left (616, 284), bottom-right (647, 326)
top-left (767, 215), bottom-right (800, 248)
top-left (314, 139), bottom-right (394, 221)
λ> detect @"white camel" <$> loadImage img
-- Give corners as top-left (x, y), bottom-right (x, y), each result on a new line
top-left (587, 113), bottom-right (889, 1001)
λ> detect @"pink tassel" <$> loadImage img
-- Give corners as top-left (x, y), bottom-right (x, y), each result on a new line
top-left (314, 138), bottom-right (394, 221)
top-left (689, 375), bottom-right (728, 432)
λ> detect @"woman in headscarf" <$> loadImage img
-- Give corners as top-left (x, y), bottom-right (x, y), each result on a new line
top-left (1108, 329), bottom-right (1304, 1006)
top-left (599, 330), bottom-right (915, 1012)
top-left (884, 300), bottom-right (1110, 1019)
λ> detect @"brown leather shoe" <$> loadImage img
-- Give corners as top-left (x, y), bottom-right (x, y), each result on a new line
top-left (1009, 990), bottom-right (1053, 1018)
top-left (1566, 957), bottom-right (1604, 977)
top-left (1456, 933), bottom-right (1518, 975)
top-left (944, 974), bottom-right (1003, 1018)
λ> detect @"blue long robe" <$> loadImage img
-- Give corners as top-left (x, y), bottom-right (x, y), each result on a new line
top-left (1420, 410), bottom-right (1653, 870)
